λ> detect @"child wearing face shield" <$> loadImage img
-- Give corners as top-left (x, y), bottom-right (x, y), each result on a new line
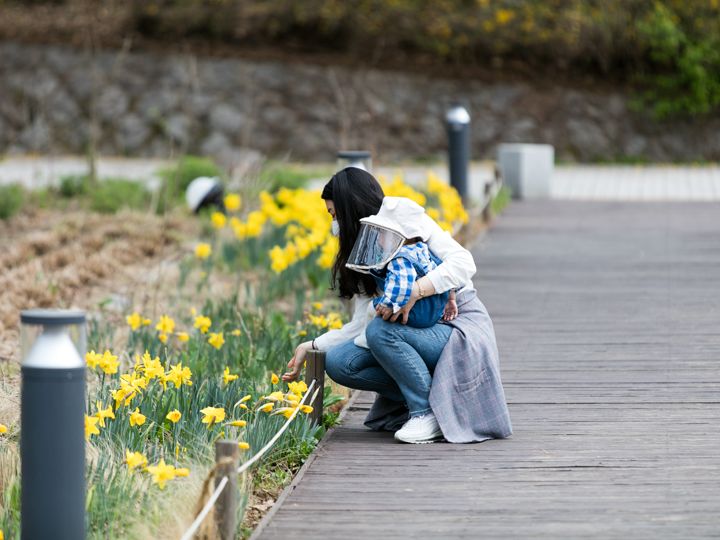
top-left (346, 197), bottom-right (457, 328)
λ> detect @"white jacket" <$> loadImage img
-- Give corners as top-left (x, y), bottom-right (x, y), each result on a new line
top-left (314, 212), bottom-right (476, 350)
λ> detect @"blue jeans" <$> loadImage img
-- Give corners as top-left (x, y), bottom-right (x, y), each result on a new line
top-left (325, 317), bottom-right (453, 417)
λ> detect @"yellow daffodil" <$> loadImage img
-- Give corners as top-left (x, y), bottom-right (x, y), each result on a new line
top-left (208, 332), bottom-right (225, 350)
top-left (223, 367), bottom-right (238, 385)
top-left (231, 329), bottom-right (242, 336)
top-left (265, 390), bottom-right (285, 402)
top-left (174, 467), bottom-right (190, 478)
top-left (0, 424), bottom-right (8, 434)
top-left (273, 407), bottom-right (295, 419)
top-left (85, 415), bottom-right (100, 440)
top-left (166, 410), bottom-right (182, 423)
top-left (312, 302), bottom-right (324, 310)
top-left (124, 450), bottom-right (148, 471)
top-left (158, 333), bottom-right (168, 344)
top-left (287, 381), bottom-right (308, 396)
top-left (176, 332), bottom-right (189, 342)
top-left (300, 405), bottom-right (314, 414)
top-left (99, 350), bottom-right (120, 375)
top-left (227, 419), bottom-right (246, 427)
top-left (238, 441), bottom-right (250, 450)
top-left (141, 353), bottom-right (164, 380)
top-left (224, 193), bottom-right (241, 211)
top-left (165, 363), bottom-right (193, 388)
top-left (238, 403), bottom-right (248, 410)
top-left (146, 459), bottom-right (176, 489)
top-left (193, 315), bottom-right (212, 334)
top-left (129, 408), bottom-right (146, 427)
top-left (126, 312), bottom-right (143, 331)
top-left (85, 350), bottom-right (102, 370)
top-left (211, 211), bottom-right (227, 229)
top-left (94, 402), bottom-right (115, 428)
top-left (239, 394), bottom-right (251, 403)
top-left (195, 243), bottom-right (212, 259)
top-left (155, 315), bottom-right (175, 335)
top-left (258, 403), bottom-right (274, 413)
top-left (142, 317), bottom-right (152, 326)
top-left (200, 406), bottom-right (226, 427)
top-left (297, 330), bottom-right (307, 337)
top-left (271, 373), bottom-right (279, 385)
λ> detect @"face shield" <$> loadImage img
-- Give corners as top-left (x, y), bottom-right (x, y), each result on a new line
top-left (346, 222), bottom-right (405, 273)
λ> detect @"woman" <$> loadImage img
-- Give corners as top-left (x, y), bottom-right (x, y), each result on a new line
top-left (283, 167), bottom-right (512, 443)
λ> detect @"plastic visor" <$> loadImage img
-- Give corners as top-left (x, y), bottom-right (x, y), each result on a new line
top-left (345, 223), bottom-right (405, 273)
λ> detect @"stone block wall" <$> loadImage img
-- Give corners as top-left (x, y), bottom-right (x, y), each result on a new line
top-left (1, 42), bottom-right (719, 163)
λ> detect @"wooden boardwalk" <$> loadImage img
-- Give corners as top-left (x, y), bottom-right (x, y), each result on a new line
top-left (252, 201), bottom-right (720, 539)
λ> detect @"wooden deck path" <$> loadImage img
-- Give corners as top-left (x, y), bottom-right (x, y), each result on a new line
top-left (252, 201), bottom-right (720, 539)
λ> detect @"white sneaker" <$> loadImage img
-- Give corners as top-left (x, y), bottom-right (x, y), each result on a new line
top-left (394, 412), bottom-right (443, 444)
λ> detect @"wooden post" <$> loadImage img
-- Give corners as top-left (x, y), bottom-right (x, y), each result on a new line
top-left (214, 440), bottom-right (239, 540)
top-left (482, 180), bottom-right (493, 222)
top-left (304, 350), bottom-right (326, 427)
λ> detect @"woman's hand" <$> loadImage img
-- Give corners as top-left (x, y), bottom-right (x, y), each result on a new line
top-left (442, 296), bottom-right (458, 321)
top-left (282, 341), bottom-right (313, 382)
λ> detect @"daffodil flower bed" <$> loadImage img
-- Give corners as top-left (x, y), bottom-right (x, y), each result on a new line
top-left (0, 172), bottom-right (471, 540)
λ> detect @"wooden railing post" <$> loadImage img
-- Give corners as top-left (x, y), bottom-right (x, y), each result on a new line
top-left (304, 350), bottom-right (326, 426)
top-left (214, 440), bottom-right (239, 540)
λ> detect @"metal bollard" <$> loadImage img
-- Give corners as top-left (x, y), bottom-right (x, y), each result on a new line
top-left (20, 309), bottom-right (87, 540)
top-left (446, 104), bottom-right (471, 203)
top-left (337, 150), bottom-right (372, 172)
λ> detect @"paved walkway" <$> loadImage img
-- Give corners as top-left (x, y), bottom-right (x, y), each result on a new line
top-left (4, 156), bottom-right (720, 202)
top-left (252, 200), bottom-right (720, 539)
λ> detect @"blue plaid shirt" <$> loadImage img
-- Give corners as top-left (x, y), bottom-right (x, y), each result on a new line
top-left (373, 243), bottom-right (437, 313)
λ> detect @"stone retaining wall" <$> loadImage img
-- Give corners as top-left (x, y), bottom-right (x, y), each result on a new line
top-left (2, 42), bottom-right (719, 163)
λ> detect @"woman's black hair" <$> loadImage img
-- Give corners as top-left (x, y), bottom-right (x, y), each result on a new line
top-left (322, 167), bottom-right (384, 299)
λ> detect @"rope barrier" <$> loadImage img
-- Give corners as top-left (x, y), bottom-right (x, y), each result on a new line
top-left (180, 475), bottom-right (229, 540)
top-left (179, 378), bottom-right (320, 539)
top-left (237, 379), bottom-right (319, 474)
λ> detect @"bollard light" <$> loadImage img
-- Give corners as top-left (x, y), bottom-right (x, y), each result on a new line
top-left (186, 176), bottom-right (225, 214)
top-left (20, 309), bottom-right (87, 540)
top-left (446, 104), bottom-right (471, 203)
top-left (337, 150), bottom-right (372, 172)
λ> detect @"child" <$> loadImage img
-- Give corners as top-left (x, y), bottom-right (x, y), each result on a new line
top-left (346, 197), bottom-right (456, 328)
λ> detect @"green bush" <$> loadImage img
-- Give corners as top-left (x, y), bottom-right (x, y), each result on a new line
top-left (89, 179), bottom-right (149, 214)
top-left (59, 174), bottom-right (88, 198)
top-left (259, 162), bottom-right (332, 192)
top-left (0, 184), bottom-right (24, 220)
top-left (159, 155), bottom-right (223, 199)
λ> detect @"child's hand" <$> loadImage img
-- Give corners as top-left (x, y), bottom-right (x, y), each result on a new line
top-left (375, 304), bottom-right (393, 321)
top-left (442, 297), bottom-right (458, 321)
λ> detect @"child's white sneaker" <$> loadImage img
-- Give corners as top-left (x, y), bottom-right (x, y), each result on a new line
top-left (394, 412), bottom-right (443, 443)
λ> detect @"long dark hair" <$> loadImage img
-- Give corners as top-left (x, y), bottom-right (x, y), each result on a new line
top-left (321, 167), bottom-right (384, 299)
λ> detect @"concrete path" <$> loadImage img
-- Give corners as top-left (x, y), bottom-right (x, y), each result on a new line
top-left (252, 200), bottom-right (720, 539)
top-left (3, 156), bottom-right (720, 202)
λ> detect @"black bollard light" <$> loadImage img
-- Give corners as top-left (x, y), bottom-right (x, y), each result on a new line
top-left (20, 309), bottom-right (87, 540)
top-left (446, 104), bottom-right (471, 203)
top-left (337, 150), bottom-right (372, 172)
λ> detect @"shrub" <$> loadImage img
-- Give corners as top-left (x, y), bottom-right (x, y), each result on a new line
top-left (0, 184), bottom-right (24, 220)
top-left (59, 174), bottom-right (88, 198)
top-left (89, 179), bottom-right (149, 214)
top-left (159, 155), bottom-right (223, 199)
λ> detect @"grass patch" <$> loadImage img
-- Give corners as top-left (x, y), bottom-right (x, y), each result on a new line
top-left (89, 179), bottom-right (150, 214)
top-left (0, 185), bottom-right (24, 220)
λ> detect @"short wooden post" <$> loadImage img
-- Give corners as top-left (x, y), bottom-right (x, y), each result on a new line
top-left (482, 180), bottom-right (493, 222)
top-left (214, 440), bottom-right (239, 540)
top-left (304, 350), bottom-right (326, 426)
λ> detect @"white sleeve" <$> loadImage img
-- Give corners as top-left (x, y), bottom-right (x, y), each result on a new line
top-left (423, 213), bottom-right (477, 293)
top-left (313, 295), bottom-right (372, 351)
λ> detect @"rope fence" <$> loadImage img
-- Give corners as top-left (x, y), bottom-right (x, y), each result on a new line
top-left (179, 374), bottom-right (321, 540)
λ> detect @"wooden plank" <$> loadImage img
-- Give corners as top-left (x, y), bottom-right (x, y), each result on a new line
top-left (252, 201), bottom-right (720, 539)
